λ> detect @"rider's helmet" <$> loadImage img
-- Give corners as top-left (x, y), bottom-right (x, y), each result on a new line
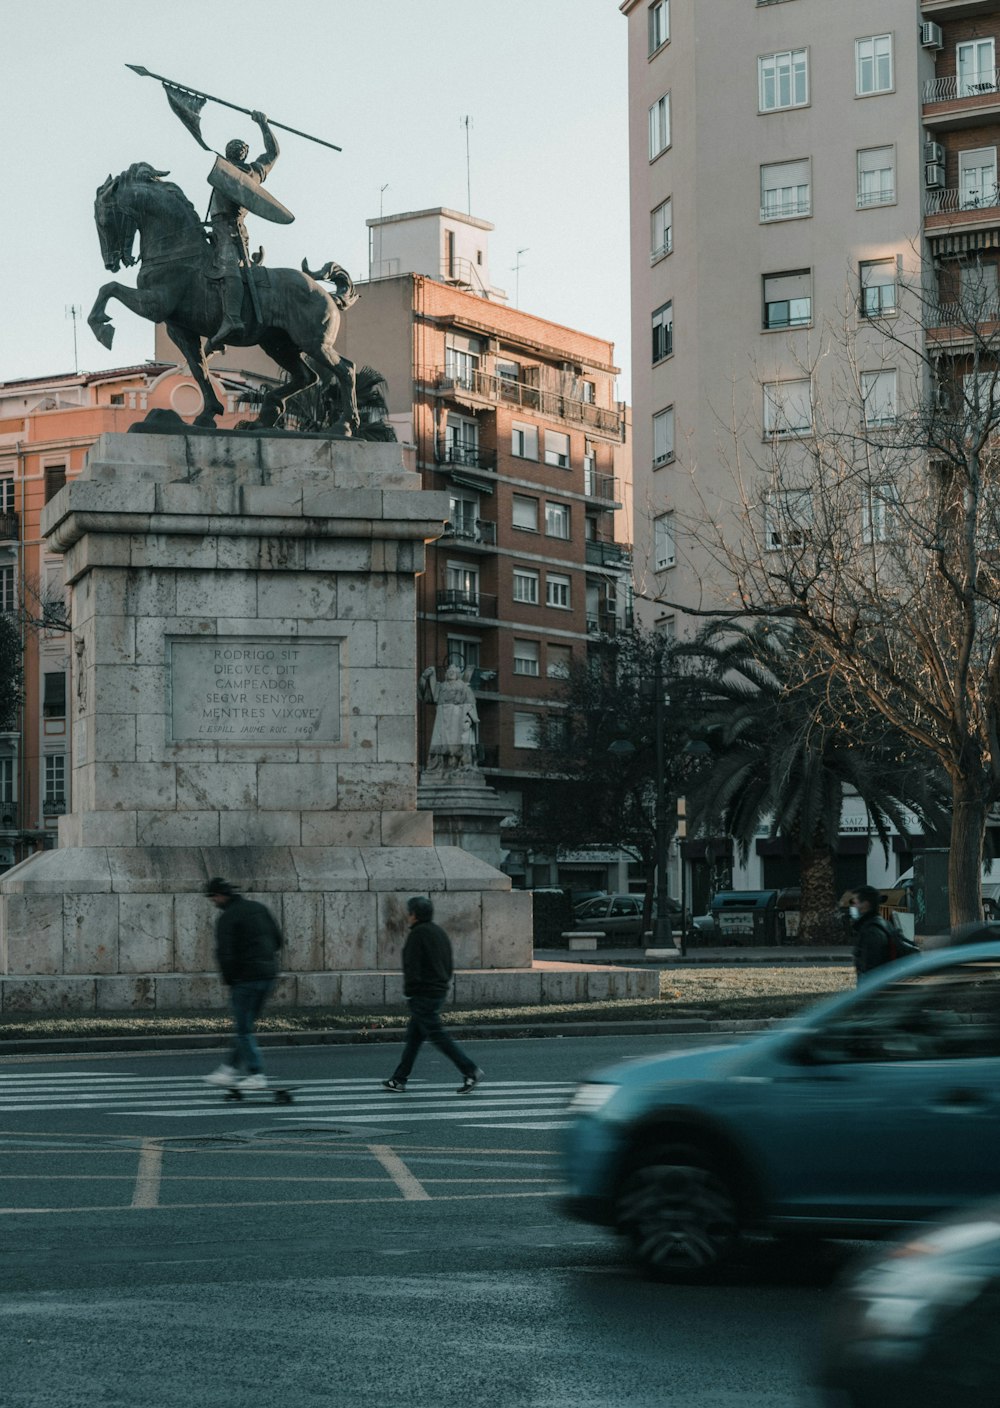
top-left (225, 138), bottom-right (250, 164)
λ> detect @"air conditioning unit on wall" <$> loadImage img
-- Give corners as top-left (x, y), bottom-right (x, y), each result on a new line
top-left (924, 140), bottom-right (945, 166)
top-left (925, 162), bottom-right (946, 189)
top-left (921, 21), bottom-right (944, 51)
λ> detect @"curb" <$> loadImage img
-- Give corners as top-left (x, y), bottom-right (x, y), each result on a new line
top-left (0, 1016), bottom-right (778, 1058)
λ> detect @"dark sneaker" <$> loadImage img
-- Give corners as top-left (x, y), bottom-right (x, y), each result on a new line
top-left (457, 1068), bottom-right (484, 1096)
top-left (381, 1078), bottom-right (407, 1092)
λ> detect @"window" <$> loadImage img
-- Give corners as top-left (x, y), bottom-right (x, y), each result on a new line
top-left (0, 756), bottom-right (13, 805)
top-left (763, 380), bottom-right (812, 437)
top-left (963, 372), bottom-right (1000, 428)
top-left (857, 146), bottom-right (895, 208)
top-left (958, 38), bottom-right (996, 99)
top-left (758, 49), bottom-right (808, 112)
top-left (43, 754), bottom-right (65, 804)
top-left (760, 159), bottom-right (810, 222)
top-left (497, 359), bottom-right (520, 383)
top-left (654, 615), bottom-right (676, 641)
top-left (44, 465), bottom-right (66, 503)
top-left (512, 494), bottom-right (539, 532)
top-left (653, 406), bottom-right (675, 466)
top-left (446, 563), bottom-right (479, 600)
top-left (447, 636), bottom-right (480, 672)
top-left (444, 335), bottom-right (480, 389)
top-left (547, 644), bottom-right (572, 679)
top-left (514, 711), bottom-right (540, 749)
top-left (651, 198), bottom-right (672, 261)
top-left (959, 147), bottom-right (998, 211)
top-left (580, 380), bottom-right (596, 404)
top-left (648, 94), bottom-right (671, 160)
top-left (765, 490), bottom-right (812, 549)
top-left (544, 430), bottom-right (570, 468)
top-left (513, 639), bottom-right (540, 677)
top-left (546, 573), bottom-right (571, 608)
top-left (445, 415), bottom-right (478, 465)
top-left (763, 270), bottom-right (811, 330)
top-left (654, 511), bottom-right (676, 571)
top-left (855, 35), bottom-right (892, 96)
top-left (545, 502), bottom-right (571, 539)
top-left (860, 258), bottom-right (898, 318)
top-left (861, 370), bottom-right (897, 427)
top-left (961, 260), bottom-right (1000, 319)
top-left (511, 421), bottom-right (538, 459)
top-left (513, 568), bottom-right (539, 605)
top-left (0, 478), bottom-right (13, 512)
top-left (448, 495), bottom-right (479, 539)
top-left (648, 0), bottom-right (669, 54)
top-left (43, 672), bottom-right (67, 720)
top-left (0, 565), bottom-right (14, 613)
top-left (652, 301), bottom-right (673, 363)
top-left (863, 484), bottom-right (898, 544)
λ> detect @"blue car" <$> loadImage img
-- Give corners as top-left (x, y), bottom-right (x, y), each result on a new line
top-left (562, 942), bottom-right (1000, 1280)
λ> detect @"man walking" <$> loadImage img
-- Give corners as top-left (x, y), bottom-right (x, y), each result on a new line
top-left (850, 884), bottom-right (895, 979)
top-left (203, 877), bottom-right (283, 1092)
top-left (381, 896), bottom-right (483, 1095)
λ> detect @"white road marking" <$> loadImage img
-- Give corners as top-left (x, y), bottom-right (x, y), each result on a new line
top-left (130, 1139), bottom-right (162, 1208)
top-left (368, 1144), bottom-right (432, 1201)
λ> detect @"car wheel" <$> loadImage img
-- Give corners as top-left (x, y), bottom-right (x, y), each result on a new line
top-left (615, 1142), bottom-right (740, 1280)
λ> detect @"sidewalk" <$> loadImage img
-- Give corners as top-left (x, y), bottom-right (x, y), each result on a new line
top-left (535, 943), bottom-right (855, 967)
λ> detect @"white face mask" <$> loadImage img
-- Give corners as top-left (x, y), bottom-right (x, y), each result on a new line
top-left (848, 905), bottom-right (861, 921)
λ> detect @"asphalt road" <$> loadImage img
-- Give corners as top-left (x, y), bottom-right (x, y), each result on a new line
top-left (0, 1033), bottom-right (844, 1408)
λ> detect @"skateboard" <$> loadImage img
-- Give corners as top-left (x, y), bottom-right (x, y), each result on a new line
top-left (221, 1083), bottom-right (299, 1106)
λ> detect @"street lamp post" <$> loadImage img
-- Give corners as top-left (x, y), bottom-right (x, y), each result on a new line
top-left (652, 654), bottom-right (674, 948)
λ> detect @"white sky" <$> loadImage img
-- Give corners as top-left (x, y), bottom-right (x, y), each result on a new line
top-left (0, 0), bottom-right (631, 396)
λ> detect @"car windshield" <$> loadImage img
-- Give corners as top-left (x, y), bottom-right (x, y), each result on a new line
top-left (574, 898), bottom-right (605, 917)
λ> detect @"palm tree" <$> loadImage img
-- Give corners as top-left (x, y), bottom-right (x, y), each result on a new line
top-left (238, 365), bottom-right (397, 440)
top-left (685, 622), bottom-right (949, 943)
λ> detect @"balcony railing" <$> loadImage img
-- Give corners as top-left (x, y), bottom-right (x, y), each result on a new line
top-left (42, 796), bottom-right (66, 816)
top-left (0, 512), bottom-right (18, 541)
top-left (649, 235), bottom-right (672, 263)
top-left (586, 613), bottom-right (621, 637)
top-left (760, 194), bottom-right (811, 222)
top-left (926, 186), bottom-right (1000, 216)
top-left (0, 802), bottom-right (18, 831)
top-left (434, 368), bottom-right (623, 436)
top-left (441, 519), bottom-right (497, 546)
top-left (584, 467), bottom-right (619, 502)
top-left (585, 538), bottom-right (632, 568)
top-left (925, 72), bottom-right (1000, 104)
top-left (435, 440), bottom-right (497, 472)
top-left (857, 186), bottom-right (895, 209)
top-left (435, 589), bottom-right (498, 619)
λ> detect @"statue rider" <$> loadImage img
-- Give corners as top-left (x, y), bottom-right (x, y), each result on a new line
top-left (205, 111), bottom-right (279, 355)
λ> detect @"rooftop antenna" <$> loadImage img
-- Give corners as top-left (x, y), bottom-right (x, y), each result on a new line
top-left (376, 183), bottom-right (389, 279)
top-left (512, 248), bottom-right (529, 308)
top-left (460, 115), bottom-right (473, 214)
top-left (65, 305), bottom-right (81, 374)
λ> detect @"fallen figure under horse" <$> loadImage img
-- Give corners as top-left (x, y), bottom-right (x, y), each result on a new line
top-left (89, 162), bottom-right (360, 434)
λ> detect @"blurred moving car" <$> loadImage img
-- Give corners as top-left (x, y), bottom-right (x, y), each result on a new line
top-left (817, 1202), bottom-right (1000, 1408)
top-left (572, 892), bottom-right (682, 942)
top-left (562, 941), bottom-right (1000, 1281)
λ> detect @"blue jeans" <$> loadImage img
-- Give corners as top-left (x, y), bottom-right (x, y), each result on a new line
top-left (391, 995), bottom-right (476, 1082)
top-left (228, 979), bottom-right (274, 1074)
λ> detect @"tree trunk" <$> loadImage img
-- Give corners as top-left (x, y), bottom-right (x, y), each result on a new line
top-left (797, 844), bottom-right (844, 945)
top-left (948, 772), bottom-right (988, 927)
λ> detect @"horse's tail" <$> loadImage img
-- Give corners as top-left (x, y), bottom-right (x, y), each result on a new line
top-left (301, 259), bottom-right (360, 310)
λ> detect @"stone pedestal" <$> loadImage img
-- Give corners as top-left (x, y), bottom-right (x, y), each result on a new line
top-left (418, 771), bottom-right (509, 869)
top-left (0, 432), bottom-right (544, 1012)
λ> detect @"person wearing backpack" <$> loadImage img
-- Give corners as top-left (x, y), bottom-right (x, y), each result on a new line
top-left (850, 885), bottom-right (898, 979)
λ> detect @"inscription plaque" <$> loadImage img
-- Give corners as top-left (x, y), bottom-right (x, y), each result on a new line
top-left (169, 637), bottom-right (342, 744)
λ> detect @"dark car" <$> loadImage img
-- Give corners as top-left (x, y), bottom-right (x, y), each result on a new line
top-left (816, 1202), bottom-right (1000, 1408)
top-left (571, 892), bottom-right (682, 942)
top-left (562, 941), bottom-right (1000, 1281)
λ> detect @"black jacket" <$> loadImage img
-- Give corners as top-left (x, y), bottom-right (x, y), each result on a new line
top-left (214, 895), bottom-right (283, 985)
top-left (401, 920), bottom-right (454, 998)
top-left (853, 910), bottom-right (895, 975)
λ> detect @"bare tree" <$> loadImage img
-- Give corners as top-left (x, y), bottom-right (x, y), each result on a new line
top-left (648, 254), bottom-right (1000, 924)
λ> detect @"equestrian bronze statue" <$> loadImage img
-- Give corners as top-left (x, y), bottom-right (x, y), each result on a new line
top-left (88, 70), bottom-right (358, 434)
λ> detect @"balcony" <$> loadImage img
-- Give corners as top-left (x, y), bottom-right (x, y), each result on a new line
top-left (434, 368), bottom-right (624, 438)
top-left (0, 512), bottom-right (18, 541)
top-left (586, 613), bottom-right (621, 637)
top-left (921, 1), bottom-right (996, 16)
top-left (435, 589), bottom-right (498, 620)
top-left (440, 519), bottom-right (497, 548)
top-left (760, 193), bottom-right (811, 222)
top-left (585, 538), bottom-right (632, 569)
top-left (583, 467), bottom-right (620, 503)
top-left (924, 72), bottom-right (1000, 129)
top-left (42, 796), bottom-right (66, 816)
top-left (0, 802), bottom-right (18, 832)
top-left (435, 440), bottom-right (497, 473)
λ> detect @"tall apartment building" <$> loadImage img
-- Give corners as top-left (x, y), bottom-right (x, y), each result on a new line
top-left (0, 364), bottom-right (251, 870)
top-left (621, 0), bottom-right (999, 897)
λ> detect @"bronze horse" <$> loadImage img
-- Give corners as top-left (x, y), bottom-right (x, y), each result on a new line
top-left (89, 163), bottom-right (360, 433)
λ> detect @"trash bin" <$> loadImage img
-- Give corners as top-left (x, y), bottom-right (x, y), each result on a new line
top-left (709, 890), bottom-right (779, 946)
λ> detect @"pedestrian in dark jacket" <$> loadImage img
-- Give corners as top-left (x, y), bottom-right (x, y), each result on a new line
top-left (381, 896), bottom-right (483, 1095)
top-left (203, 877), bottom-right (283, 1092)
top-left (850, 885), bottom-right (895, 979)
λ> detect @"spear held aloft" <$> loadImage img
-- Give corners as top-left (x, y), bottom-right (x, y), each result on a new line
top-left (126, 64), bottom-right (342, 152)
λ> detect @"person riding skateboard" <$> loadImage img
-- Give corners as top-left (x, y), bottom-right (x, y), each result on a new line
top-left (203, 877), bottom-right (283, 1092)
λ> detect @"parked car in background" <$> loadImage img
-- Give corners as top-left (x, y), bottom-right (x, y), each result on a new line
top-left (571, 892), bottom-right (682, 942)
top-left (816, 1201), bottom-right (1000, 1408)
top-left (562, 941), bottom-right (1000, 1281)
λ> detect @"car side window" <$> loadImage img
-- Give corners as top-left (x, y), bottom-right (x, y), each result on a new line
top-left (611, 898), bottom-right (635, 917)
top-left (808, 960), bottom-right (1000, 1064)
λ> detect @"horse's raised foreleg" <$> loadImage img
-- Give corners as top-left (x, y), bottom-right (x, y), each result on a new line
top-left (88, 282), bottom-right (172, 351)
top-left (166, 323), bottom-right (226, 427)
